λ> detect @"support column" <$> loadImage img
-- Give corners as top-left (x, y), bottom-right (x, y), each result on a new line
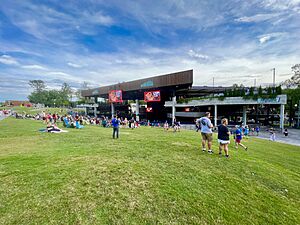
top-left (280, 104), bottom-right (285, 130)
top-left (94, 106), bottom-right (97, 117)
top-left (172, 96), bottom-right (176, 125)
top-left (243, 106), bottom-right (247, 126)
top-left (111, 103), bottom-right (115, 118)
top-left (135, 99), bottom-right (140, 122)
top-left (214, 104), bottom-right (218, 127)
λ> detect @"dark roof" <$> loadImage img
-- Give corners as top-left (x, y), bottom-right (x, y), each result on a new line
top-left (82, 70), bottom-right (193, 97)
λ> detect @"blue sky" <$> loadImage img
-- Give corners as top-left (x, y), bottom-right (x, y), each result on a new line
top-left (0, 0), bottom-right (300, 101)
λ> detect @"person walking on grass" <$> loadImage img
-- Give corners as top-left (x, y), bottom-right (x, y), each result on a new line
top-left (269, 127), bottom-right (276, 141)
top-left (111, 115), bottom-right (120, 139)
top-left (235, 126), bottom-right (248, 150)
top-left (218, 118), bottom-right (231, 158)
top-left (198, 112), bottom-right (214, 154)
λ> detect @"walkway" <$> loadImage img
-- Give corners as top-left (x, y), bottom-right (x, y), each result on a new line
top-left (253, 128), bottom-right (300, 147)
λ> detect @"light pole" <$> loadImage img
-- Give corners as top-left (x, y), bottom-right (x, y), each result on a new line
top-left (272, 68), bottom-right (276, 87)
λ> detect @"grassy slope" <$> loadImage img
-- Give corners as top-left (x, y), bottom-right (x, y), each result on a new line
top-left (0, 118), bottom-right (299, 225)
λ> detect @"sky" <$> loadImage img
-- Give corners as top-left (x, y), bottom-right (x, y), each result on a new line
top-left (0, 0), bottom-right (300, 101)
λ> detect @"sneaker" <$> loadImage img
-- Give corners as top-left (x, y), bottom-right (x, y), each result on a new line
top-left (202, 149), bottom-right (206, 152)
top-left (219, 152), bottom-right (222, 157)
top-left (245, 147), bottom-right (248, 151)
top-left (225, 155), bottom-right (229, 158)
top-left (208, 150), bottom-right (213, 154)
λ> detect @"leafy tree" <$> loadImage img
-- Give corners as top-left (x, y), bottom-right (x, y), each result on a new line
top-left (282, 64), bottom-right (300, 88)
top-left (240, 88), bottom-right (246, 96)
top-left (267, 87), bottom-right (272, 95)
top-left (258, 86), bottom-right (263, 96)
top-left (223, 89), bottom-right (228, 97)
top-left (29, 80), bottom-right (46, 92)
top-left (276, 86), bottom-right (282, 95)
top-left (249, 87), bottom-right (254, 96)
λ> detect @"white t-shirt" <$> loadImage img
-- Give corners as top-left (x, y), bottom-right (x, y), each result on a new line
top-left (199, 117), bottom-right (213, 133)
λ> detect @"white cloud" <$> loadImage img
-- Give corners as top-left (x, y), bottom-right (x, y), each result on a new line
top-left (261, 0), bottom-right (300, 11)
top-left (67, 62), bottom-right (83, 68)
top-left (0, 55), bottom-right (19, 65)
top-left (258, 32), bottom-right (286, 44)
top-left (235, 13), bottom-right (280, 23)
top-left (22, 64), bottom-right (47, 70)
top-left (188, 50), bottom-right (209, 60)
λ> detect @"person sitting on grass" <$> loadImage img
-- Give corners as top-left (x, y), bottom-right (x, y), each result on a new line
top-left (218, 118), bottom-right (231, 158)
top-left (235, 126), bottom-right (248, 150)
top-left (46, 123), bottom-right (67, 133)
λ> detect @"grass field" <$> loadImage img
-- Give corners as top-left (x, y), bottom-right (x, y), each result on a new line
top-left (0, 106), bottom-right (84, 116)
top-left (0, 118), bottom-right (299, 224)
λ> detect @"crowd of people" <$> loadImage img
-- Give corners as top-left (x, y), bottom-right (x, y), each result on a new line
top-left (5, 108), bottom-right (291, 151)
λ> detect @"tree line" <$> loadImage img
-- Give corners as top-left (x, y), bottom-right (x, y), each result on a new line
top-left (28, 80), bottom-right (87, 107)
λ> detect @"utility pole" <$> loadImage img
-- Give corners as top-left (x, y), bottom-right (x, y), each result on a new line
top-left (272, 68), bottom-right (276, 87)
top-left (254, 78), bottom-right (256, 87)
top-left (213, 77), bottom-right (215, 97)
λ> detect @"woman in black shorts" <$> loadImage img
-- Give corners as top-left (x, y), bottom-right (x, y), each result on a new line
top-left (218, 118), bottom-right (231, 158)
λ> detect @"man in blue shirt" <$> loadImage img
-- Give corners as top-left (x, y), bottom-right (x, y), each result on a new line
top-left (111, 116), bottom-right (120, 139)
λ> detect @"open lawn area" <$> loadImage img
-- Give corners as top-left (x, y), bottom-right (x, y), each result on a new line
top-left (0, 118), bottom-right (299, 224)
top-left (0, 106), bottom-right (84, 116)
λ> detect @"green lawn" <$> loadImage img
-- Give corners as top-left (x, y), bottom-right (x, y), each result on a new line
top-left (0, 106), bottom-right (84, 116)
top-left (0, 118), bottom-right (299, 225)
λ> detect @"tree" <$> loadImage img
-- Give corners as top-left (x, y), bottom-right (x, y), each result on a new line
top-left (276, 86), bottom-right (282, 95)
top-left (240, 88), bottom-right (246, 96)
top-left (29, 80), bottom-right (46, 92)
top-left (282, 64), bottom-right (300, 88)
top-left (258, 86), bottom-right (263, 96)
top-left (249, 87), bottom-right (254, 96)
top-left (60, 82), bottom-right (72, 99)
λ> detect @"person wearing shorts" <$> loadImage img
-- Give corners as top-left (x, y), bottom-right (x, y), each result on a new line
top-left (198, 112), bottom-right (214, 154)
top-left (218, 118), bottom-right (230, 158)
top-left (235, 126), bottom-right (248, 150)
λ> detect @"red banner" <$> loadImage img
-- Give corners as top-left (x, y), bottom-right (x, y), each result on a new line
top-left (109, 90), bottom-right (123, 103)
top-left (144, 90), bottom-right (161, 102)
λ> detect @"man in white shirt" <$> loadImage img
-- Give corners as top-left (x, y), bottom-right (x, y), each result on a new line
top-left (198, 112), bottom-right (214, 154)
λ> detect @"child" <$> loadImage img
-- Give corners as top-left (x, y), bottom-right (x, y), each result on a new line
top-left (235, 126), bottom-right (248, 150)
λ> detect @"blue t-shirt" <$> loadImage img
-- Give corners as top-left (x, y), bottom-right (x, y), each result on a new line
top-left (111, 118), bottom-right (120, 128)
top-left (236, 129), bottom-right (242, 140)
top-left (199, 117), bottom-right (213, 134)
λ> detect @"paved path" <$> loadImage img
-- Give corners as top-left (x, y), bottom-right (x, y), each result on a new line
top-left (181, 124), bottom-right (300, 147)
top-left (252, 128), bottom-right (300, 147)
